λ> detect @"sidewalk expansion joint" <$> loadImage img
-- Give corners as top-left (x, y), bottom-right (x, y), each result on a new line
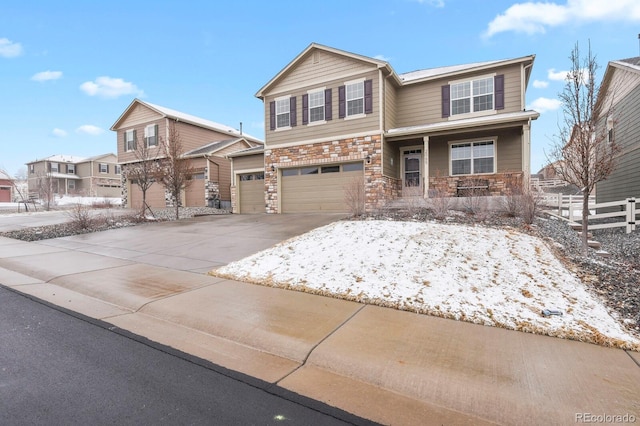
top-left (626, 350), bottom-right (640, 368)
top-left (275, 304), bottom-right (367, 385)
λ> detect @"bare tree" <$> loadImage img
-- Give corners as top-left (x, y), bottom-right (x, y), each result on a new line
top-left (36, 171), bottom-right (54, 211)
top-left (547, 41), bottom-right (621, 252)
top-left (156, 123), bottom-right (194, 220)
top-left (123, 133), bottom-right (160, 217)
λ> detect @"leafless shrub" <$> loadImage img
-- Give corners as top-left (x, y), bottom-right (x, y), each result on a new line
top-left (91, 198), bottom-right (114, 209)
top-left (501, 174), bottom-right (524, 217)
top-left (402, 186), bottom-right (425, 218)
top-left (520, 187), bottom-right (540, 225)
top-left (427, 188), bottom-right (452, 220)
top-left (344, 176), bottom-right (365, 217)
top-left (462, 188), bottom-right (488, 216)
top-left (66, 203), bottom-right (94, 231)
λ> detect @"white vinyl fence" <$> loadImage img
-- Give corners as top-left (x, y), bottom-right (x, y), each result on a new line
top-left (540, 193), bottom-right (638, 233)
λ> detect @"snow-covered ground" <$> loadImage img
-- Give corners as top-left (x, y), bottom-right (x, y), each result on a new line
top-left (213, 219), bottom-right (640, 350)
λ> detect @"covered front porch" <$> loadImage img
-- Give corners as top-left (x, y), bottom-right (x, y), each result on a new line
top-left (381, 113), bottom-right (535, 202)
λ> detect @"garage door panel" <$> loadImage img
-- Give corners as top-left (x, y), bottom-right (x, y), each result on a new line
top-left (129, 183), bottom-right (165, 210)
top-left (185, 177), bottom-right (205, 207)
top-left (281, 164), bottom-right (363, 213)
top-left (238, 173), bottom-right (265, 214)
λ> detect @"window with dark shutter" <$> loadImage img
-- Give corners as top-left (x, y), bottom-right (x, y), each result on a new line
top-left (494, 74), bottom-right (504, 110)
top-left (269, 101), bottom-right (276, 130)
top-left (302, 94), bottom-right (309, 125)
top-left (290, 96), bottom-right (297, 127)
top-left (441, 85), bottom-right (450, 118)
top-left (364, 79), bottom-right (373, 114)
top-left (338, 86), bottom-right (346, 118)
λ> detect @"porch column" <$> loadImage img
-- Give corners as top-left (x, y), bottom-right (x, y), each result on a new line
top-left (423, 136), bottom-right (429, 198)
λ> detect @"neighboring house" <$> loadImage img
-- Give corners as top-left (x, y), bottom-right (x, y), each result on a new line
top-left (26, 153), bottom-right (121, 198)
top-left (232, 43), bottom-right (539, 214)
top-left (594, 57), bottom-right (640, 203)
top-left (0, 170), bottom-right (13, 202)
top-left (111, 99), bottom-right (263, 210)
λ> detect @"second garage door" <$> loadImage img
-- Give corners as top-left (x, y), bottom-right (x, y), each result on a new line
top-left (185, 173), bottom-right (206, 207)
top-left (238, 172), bottom-right (265, 213)
top-left (129, 182), bottom-right (166, 210)
top-left (281, 162), bottom-right (364, 213)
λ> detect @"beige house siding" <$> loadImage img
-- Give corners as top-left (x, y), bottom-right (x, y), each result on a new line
top-left (233, 153), bottom-right (264, 171)
top-left (395, 64), bottom-right (525, 129)
top-left (265, 70), bottom-right (381, 148)
top-left (384, 81), bottom-right (398, 130)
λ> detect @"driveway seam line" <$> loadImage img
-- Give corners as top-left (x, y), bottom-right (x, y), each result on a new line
top-left (625, 350), bottom-right (640, 368)
top-left (275, 304), bottom-right (367, 385)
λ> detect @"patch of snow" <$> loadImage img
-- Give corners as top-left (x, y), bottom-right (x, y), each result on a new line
top-left (55, 195), bottom-right (121, 206)
top-left (214, 220), bottom-right (639, 350)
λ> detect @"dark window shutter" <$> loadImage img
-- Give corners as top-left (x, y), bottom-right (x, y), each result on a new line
top-left (364, 79), bottom-right (373, 114)
top-left (338, 86), bottom-right (346, 118)
top-left (495, 74), bottom-right (504, 110)
top-left (325, 88), bottom-right (332, 120)
top-left (269, 101), bottom-right (276, 130)
top-left (123, 133), bottom-right (127, 151)
top-left (290, 96), bottom-right (297, 127)
top-left (107, 164), bottom-right (110, 173)
top-left (302, 94), bottom-right (309, 125)
top-left (154, 124), bottom-right (159, 144)
top-left (441, 85), bottom-right (450, 118)
top-left (133, 130), bottom-right (137, 149)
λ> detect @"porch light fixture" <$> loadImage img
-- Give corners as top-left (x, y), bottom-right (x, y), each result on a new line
top-left (366, 155), bottom-right (371, 164)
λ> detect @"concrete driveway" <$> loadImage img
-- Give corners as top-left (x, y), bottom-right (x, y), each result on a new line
top-left (32, 213), bottom-right (346, 273)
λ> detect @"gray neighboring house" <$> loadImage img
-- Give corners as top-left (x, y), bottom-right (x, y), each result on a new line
top-left (595, 57), bottom-right (640, 203)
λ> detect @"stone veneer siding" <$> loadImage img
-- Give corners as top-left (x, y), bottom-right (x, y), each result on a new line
top-left (265, 134), bottom-right (385, 213)
top-left (430, 172), bottom-right (524, 197)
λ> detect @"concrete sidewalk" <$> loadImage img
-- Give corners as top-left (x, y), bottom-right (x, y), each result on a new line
top-left (0, 216), bottom-right (639, 425)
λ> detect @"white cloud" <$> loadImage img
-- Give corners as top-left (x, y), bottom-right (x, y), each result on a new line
top-left (533, 80), bottom-right (549, 89)
top-left (76, 125), bottom-right (104, 135)
top-left (51, 128), bottom-right (68, 137)
top-left (484, 0), bottom-right (640, 38)
top-left (548, 68), bottom-right (568, 81)
top-left (374, 54), bottom-right (391, 62)
top-left (528, 97), bottom-right (563, 113)
top-left (32, 70), bottom-right (63, 82)
top-left (0, 38), bottom-right (23, 58)
top-left (80, 76), bottom-right (143, 99)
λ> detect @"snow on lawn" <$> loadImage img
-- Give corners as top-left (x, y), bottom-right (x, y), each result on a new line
top-left (212, 220), bottom-right (640, 350)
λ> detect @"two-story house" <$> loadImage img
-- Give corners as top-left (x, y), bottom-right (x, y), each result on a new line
top-left (111, 99), bottom-right (263, 210)
top-left (594, 57), bottom-right (640, 203)
top-left (26, 153), bottom-right (121, 198)
top-left (231, 43), bottom-right (539, 214)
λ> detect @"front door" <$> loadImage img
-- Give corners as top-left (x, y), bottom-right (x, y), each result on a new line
top-left (402, 149), bottom-right (422, 197)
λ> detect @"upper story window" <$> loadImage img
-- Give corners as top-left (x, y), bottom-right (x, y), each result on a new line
top-left (50, 162), bottom-right (59, 173)
top-left (606, 116), bottom-right (614, 144)
top-left (29, 164), bottom-right (34, 174)
top-left (99, 163), bottom-right (109, 174)
top-left (442, 75), bottom-right (504, 118)
top-left (67, 164), bottom-right (75, 174)
top-left (115, 165), bottom-right (122, 175)
top-left (339, 79), bottom-right (372, 119)
top-left (276, 98), bottom-right (291, 128)
top-left (451, 77), bottom-right (493, 115)
top-left (451, 140), bottom-right (495, 175)
top-left (308, 90), bottom-right (325, 122)
top-left (125, 129), bottom-right (136, 152)
top-left (144, 124), bottom-right (158, 147)
top-left (346, 81), bottom-right (364, 116)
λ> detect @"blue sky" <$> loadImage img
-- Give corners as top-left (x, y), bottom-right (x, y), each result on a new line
top-left (1, 0), bottom-right (639, 178)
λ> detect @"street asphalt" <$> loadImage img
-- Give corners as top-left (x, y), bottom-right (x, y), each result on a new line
top-left (0, 211), bottom-right (638, 425)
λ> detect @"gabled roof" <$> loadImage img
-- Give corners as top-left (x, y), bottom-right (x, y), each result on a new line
top-left (0, 170), bottom-right (13, 180)
top-left (617, 56), bottom-right (640, 69)
top-left (26, 154), bottom-right (87, 164)
top-left (83, 153), bottom-right (117, 162)
top-left (183, 138), bottom-right (256, 158)
top-left (398, 55), bottom-right (535, 84)
top-left (110, 99), bottom-right (263, 144)
top-left (595, 56), bottom-right (640, 113)
top-left (256, 42), bottom-right (536, 98)
top-left (255, 42), bottom-right (395, 99)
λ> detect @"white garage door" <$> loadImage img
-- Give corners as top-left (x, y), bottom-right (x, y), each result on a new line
top-left (281, 162), bottom-right (364, 213)
top-left (238, 172), bottom-right (265, 214)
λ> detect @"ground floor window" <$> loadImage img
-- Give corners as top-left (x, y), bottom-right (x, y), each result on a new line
top-left (451, 140), bottom-right (494, 175)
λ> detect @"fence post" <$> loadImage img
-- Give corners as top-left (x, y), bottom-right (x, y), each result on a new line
top-left (569, 194), bottom-right (575, 222)
top-left (557, 193), bottom-right (563, 216)
top-left (628, 198), bottom-right (636, 233)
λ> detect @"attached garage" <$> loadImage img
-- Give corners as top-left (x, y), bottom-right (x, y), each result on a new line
top-left (129, 182), bottom-right (166, 210)
top-left (281, 162), bottom-right (364, 213)
top-left (0, 186), bottom-right (11, 202)
top-left (185, 173), bottom-right (206, 207)
top-left (238, 172), bottom-right (265, 213)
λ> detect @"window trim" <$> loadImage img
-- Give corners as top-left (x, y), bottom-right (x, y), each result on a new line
top-left (448, 73), bottom-right (497, 119)
top-left (125, 129), bottom-right (136, 152)
top-left (144, 124), bottom-right (158, 147)
top-left (307, 88), bottom-right (326, 125)
top-left (344, 78), bottom-right (365, 119)
top-left (67, 164), bottom-right (75, 174)
top-left (448, 138), bottom-right (497, 176)
top-left (99, 163), bottom-right (109, 174)
top-left (50, 162), bottom-right (59, 173)
top-left (274, 95), bottom-right (291, 130)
